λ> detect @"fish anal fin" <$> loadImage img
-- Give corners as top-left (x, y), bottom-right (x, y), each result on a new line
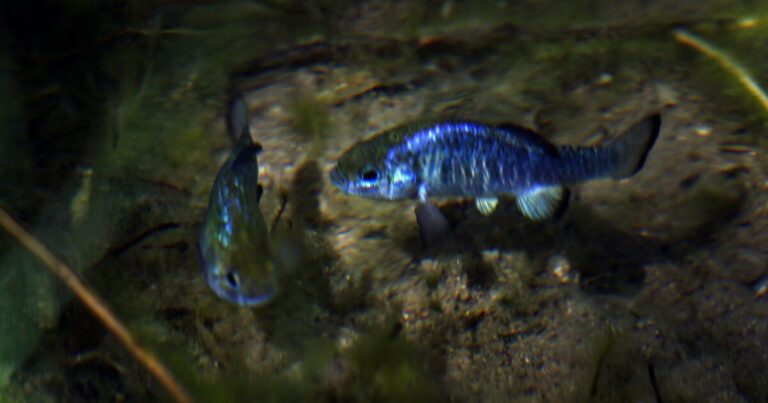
top-left (516, 186), bottom-right (569, 221)
top-left (415, 201), bottom-right (449, 247)
top-left (475, 197), bottom-right (499, 216)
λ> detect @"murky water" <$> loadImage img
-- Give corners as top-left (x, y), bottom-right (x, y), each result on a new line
top-left (1, 1), bottom-right (767, 402)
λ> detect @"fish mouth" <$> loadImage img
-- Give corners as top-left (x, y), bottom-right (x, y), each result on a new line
top-left (329, 167), bottom-right (347, 191)
top-left (205, 269), bottom-right (277, 306)
top-left (211, 282), bottom-right (276, 306)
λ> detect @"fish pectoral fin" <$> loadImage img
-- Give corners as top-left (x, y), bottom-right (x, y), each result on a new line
top-left (515, 186), bottom-right (569, 221)
top-left (418, 184), bottom-right (429, 202)
top-left (475, 197), bottom-right (499, 216)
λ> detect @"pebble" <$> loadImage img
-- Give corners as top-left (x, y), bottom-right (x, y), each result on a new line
top-left (548, 255), bottom-right (579, 284)
top-left (755, 276), bottom-right (768, 298)
top-left (693, 125), bottom-right (712, 137)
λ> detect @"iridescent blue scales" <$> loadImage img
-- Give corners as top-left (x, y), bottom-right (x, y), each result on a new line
top-left (198, 95), bottom-right (277, 306)
top-left (330, 115), bottom-right (661, 220)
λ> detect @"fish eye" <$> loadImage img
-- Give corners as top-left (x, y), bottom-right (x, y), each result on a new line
top-left (360, 167), bottom-right (379, 182)
top-left (225, 270), bottom-right (240, 288)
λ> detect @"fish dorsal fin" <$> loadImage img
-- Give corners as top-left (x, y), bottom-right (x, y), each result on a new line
top-left (387, 119), bottom-right (558, 160)
top-left (496, 123), bottom-right (558, 155)
top-left (231, 131), bottom-right (263, 170)
top-left (256, 184), bottom-right (264, 202)
top-left (516, 186), bottom-right (569, 221)
top-left (475, 197), bottom-right (499, 215)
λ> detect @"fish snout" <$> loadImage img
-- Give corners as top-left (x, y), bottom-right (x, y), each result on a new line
top-left (329, 167), bottom-right (346, 189)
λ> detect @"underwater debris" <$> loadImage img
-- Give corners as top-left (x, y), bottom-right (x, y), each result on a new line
top-left (693, 125), bottom-right (712, 137)
top-left (548, 255), bottom-right (579, 284)
top-left (674, 29), bottom-right (768, 112)
top-left (0, 206), bottom-right (191, 403)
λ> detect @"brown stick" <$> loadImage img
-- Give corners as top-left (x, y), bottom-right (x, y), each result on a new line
top-left (0, 206), bottom-right (192, 403)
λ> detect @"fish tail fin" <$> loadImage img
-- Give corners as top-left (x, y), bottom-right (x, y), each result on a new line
top-left (607, 114), bottom-right (661, 179)
top-left (227, 93), bottom-right (251, 143)
top-left (228, 92), bottom-right (262, 157)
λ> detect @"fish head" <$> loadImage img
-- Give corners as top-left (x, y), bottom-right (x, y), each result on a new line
top-left (202, 244), bottom-right (278, 306)
top-left (331, 142), bottom-right (418, 200)
top-left (199, 191), bottom-right (277, 306)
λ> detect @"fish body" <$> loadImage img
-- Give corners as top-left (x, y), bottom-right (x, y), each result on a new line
top-left (199, 95), bottom-right (277, 306)
top-left (330, 115), bottom-right (661, 220)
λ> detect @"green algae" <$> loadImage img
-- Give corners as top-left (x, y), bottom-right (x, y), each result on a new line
top-left (0, 0), bottom-right (334, 394)
top-left (288, 92), bottom-right (333, 155)
top-left (342, 328), bottom-right (444, 402)
top-left (0, 173), bottom-right (128, 388)
top-left (585, 321), bottom-right (660, 402)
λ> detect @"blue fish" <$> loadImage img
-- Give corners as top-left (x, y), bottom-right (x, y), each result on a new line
top-left (330, 115), bottom-right (660, 220)
top-left (198, 95), bottom-right (277, 306)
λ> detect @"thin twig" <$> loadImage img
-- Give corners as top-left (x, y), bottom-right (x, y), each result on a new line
top-left (269, 190), bottom-right (289, 235)
top-left (0, 206), bottom-right (192, 403)
top-left (674, 29), bottom-right (768, 112)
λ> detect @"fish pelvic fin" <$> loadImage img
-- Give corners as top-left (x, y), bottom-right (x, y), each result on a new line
top-left (608, 114), bottom-right (661, 179)
top-left (516, 186), bottom-right (569, 221)
top-left (475, 197), bottom-right (499, 215)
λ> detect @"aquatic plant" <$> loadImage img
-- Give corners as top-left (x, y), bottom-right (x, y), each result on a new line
top-left (288, 92), bottom-right (333, 153)
top-left (0, 207), bottom-right (191, 402)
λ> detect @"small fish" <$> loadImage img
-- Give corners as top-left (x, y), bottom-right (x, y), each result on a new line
top-left (198, 95), bottom-right (277, 306)
top-left (331, 115), bottom-right (661, 220)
